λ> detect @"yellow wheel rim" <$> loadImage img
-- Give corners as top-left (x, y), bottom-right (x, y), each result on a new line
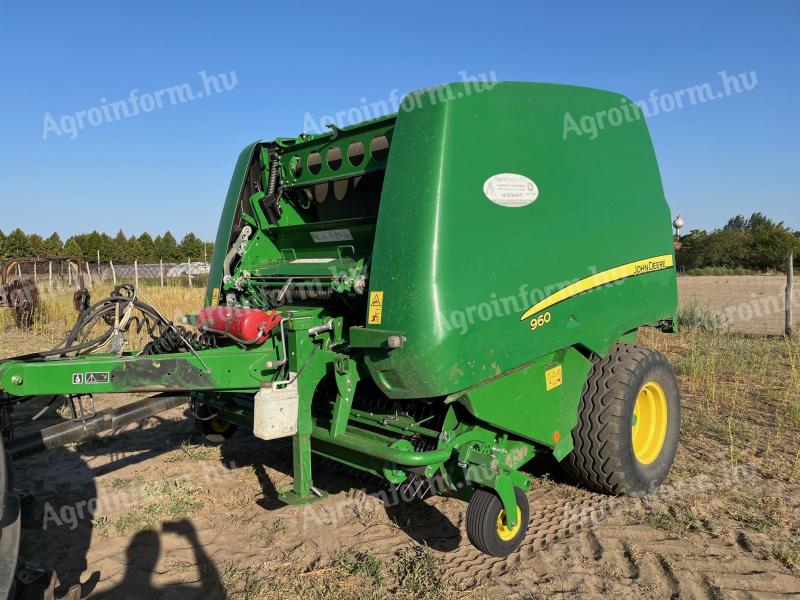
top-left (496, 506), bottom-right (522, 542)
top-left (631, 381), bottom-right (668, 465)
top-left (210, 417), bottom-right (230, 433)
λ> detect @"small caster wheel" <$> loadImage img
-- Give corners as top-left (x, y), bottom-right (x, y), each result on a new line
top-left (195, 404), bottom-right (238, 442)
top-left (466, 487), bottom-right (529, 557)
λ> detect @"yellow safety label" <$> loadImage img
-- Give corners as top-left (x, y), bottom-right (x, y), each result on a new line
top-left (211, 288), bottom-right (220, 306)
top-left (546, 365), bottom-right (563, 391)
top-left (368, 291), bottom-right (384, 325)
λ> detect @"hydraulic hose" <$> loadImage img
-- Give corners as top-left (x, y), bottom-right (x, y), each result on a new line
top-left (0, 285), bottom-right (219, 367)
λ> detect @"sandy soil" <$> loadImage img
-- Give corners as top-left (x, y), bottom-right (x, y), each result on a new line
top-left (678, 275), bottom-right (798, 335)
top-left (10, 389), bottom-right (799, 599)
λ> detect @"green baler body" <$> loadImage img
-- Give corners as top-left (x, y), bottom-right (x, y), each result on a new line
top-left (209, 82), bottom-right (676, 398)
top-left (1, 82), bottom-right (677, 519)
top-left (366, 83), bottom-right (676, 399)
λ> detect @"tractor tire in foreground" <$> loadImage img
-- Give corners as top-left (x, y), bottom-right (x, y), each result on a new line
top-left (0, 437), bottom-right (21, 599)
top-left (564, 343), bottom-right (680, 496)
top-left (466, 487), bottom-right (530, 557)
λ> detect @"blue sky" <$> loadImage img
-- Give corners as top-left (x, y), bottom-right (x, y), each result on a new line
top-left (0, 0), bottom-right (797, 240)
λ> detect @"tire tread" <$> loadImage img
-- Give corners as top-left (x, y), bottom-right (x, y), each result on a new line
top-left (564, 343), bottom-right (674, 495)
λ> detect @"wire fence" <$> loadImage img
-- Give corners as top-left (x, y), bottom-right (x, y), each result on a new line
top-left (5, 259), bottom-right (210, 291)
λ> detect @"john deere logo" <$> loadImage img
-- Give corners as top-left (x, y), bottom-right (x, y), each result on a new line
top-left (633, 259), bottom-right (669, 276)
top-left (520, 254), bottom-right (674, 322)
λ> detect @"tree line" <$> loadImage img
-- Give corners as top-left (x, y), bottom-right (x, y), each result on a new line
top-left (1, 212), bottom-right (797, 271)
top-left (677, 213), bottom-right (800, 272)
top-left (0, 229), bottom-right (215, 264)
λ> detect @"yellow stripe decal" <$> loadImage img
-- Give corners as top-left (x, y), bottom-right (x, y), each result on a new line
top-left (519, 254), bottom-right (674, 321)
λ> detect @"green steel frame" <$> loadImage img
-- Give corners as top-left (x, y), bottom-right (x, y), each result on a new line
top-left (0, 306), bottom-right (542, 522)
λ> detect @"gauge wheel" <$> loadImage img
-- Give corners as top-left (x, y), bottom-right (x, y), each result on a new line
top-left (466, 487), bottom-right (529, 557)
top-left (196, 404), bottom-right (238, 442)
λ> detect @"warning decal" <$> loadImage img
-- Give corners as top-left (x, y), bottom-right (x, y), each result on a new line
top-left (86, 372), bottom-right (110, 384)
top-left (545, 365), bottom-right (563, 391)
top-left (368, 291), bottom-right (384, 325)
top-left (73, 372), bottom-right (110, 385)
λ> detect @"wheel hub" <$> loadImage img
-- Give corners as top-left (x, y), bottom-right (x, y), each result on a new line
top-left (631, 381), bottom-right (668, 465)
top-left (210, 417), bottom-right (231, 433)
top-left (496, 506), bottom-right (522, 541)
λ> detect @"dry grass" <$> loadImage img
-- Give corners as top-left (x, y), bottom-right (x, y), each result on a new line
top-left (0, 283), bottom-right (205, 355)
top-left (214, 545), bottom-right (458, 600)
top-left (640, 326), bottom-right (800, 569)
top-left (642, 327), bottom-right (800, 456)
top-left (91, 474), bottom-right (207, 537)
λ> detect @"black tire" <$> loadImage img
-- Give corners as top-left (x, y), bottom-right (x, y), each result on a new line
top-left (195, 404), bottom-right (238, 442)
top-left (466, 487), bottom-right (529, 557)
top-left (564, 343), bottom-right (680, 496)
top-left (0, 438), bottom-right (21, 600)
top-left (7, 281), bottom-right (38, 330)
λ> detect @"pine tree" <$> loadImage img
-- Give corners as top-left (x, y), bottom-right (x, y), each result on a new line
top-left (155, 231), bottom-right (179, 261)
top-left (28, 234), bottom-right (44, 257)
top-left (0, 228), bottom-right (214, 264)
top-left (64, 238), bottom-right (83, 259)
top-left (127, 236), bottom-right (144, 262)
top-left (81, 230), bottom-right (113, 263)
top-left (5, 229), bottom-right (31, 258)
top-left (179, 233), bottom-right (204, 261)
top-left (42, 233), bottom-right (64, 256)
top-left (138, 233), bottom-right (155, 262)
top-left (112, 230), bottom-right (129, 262)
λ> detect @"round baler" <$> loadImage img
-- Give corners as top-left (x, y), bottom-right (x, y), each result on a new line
top-left (0, 82), bottom-right (679, 562)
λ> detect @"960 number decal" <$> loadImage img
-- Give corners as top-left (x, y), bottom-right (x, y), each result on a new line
top-left (530, 312), bottom-right (551, 332)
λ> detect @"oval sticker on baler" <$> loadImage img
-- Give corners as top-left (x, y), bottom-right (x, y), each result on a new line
top-left (483, 173), bottom-right (539, 207)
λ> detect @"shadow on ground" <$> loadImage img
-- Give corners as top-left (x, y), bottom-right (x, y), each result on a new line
top-left (10, 393), bottom-right (574, 596)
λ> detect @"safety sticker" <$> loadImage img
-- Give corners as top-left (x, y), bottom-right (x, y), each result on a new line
top-left (545, 365), bottom-right (563, 391)
top-left (368, 291), bottom-right (384, 325)
top-left (73, 372), bottom-right (110, 385)
top-left (86, 372), bottom-right (110, 384)
top-left (211, 288), bottom-right (220, 306)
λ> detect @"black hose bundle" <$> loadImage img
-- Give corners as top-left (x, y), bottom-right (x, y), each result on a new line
top-left (141, 326), bottom-right (218, 355)
top-left (0, 285), bottom-right (218, 365)
top-left (50, 284), bottom-right (169, 357)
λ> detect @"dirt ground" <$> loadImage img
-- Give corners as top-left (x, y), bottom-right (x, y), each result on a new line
top-left (2, 290), bottom-right (800, 599)
top-left (678, 275), bottom-right (798, 335)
